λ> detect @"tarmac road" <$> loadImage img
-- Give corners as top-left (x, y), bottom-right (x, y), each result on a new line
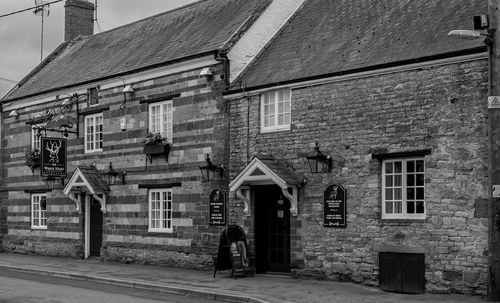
top-left (0, 270), bottom-right (218, 303)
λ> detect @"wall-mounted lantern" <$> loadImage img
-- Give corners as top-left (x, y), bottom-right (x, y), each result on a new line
top-left (102, 162), bottom-right (126, 185)
top-left (44, 176), bottom-right (64, 190)
top-left (306, 140), bottom-right (332, 173)
top-left (199, 154), bottom-right (225, 182)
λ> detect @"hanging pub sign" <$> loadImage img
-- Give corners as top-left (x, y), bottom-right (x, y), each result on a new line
top-left (209, 188), bottom-right (226, 225)
top-left (40, 137), bottom-right (67, 178)
top-left (323, 184), bottom-right (346, 228)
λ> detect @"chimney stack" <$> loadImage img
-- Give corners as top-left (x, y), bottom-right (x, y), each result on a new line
top-left (64, 0), bottom-right (94, 41)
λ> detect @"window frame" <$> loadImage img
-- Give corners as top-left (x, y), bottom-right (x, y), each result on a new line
top-left (84, 112), bottom-right (104, 153)
top-left (87, 87), bottom-right (99, 107)
top-left (31, 193), bottom-right (47, 230)
top-left (148, 100), bottom-right (173, 143)
top-left (148, 188), bottom-right (173, 233)
top-left (260, 88), bottom-right (291, 133)
top-left (381, 157), bottom-right (426, 220)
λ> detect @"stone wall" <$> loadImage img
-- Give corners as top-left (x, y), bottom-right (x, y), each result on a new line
top-left (228, 58), bottom-right (489, 295)
top-left (1, 63), bottom-right (230, 268)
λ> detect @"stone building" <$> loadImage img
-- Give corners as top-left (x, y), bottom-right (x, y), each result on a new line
top-left (0, 0), bottom-right (492, 297)
top-left (225, 0), bottom-right (488, 296)
top-left (0, 0), bottom-right (304, 267)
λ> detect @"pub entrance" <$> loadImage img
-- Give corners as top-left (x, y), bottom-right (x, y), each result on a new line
top-left (89, 196), bottom-right (103, 257)
top-left (254, 185), bottom-right (290, 273)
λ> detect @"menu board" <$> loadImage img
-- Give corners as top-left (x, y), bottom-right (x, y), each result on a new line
top-left (323, 184), bottom-right (346, 228)
top-left (209, 188), bottom-right (226, 225)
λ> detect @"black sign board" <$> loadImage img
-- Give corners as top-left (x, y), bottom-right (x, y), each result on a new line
top-left (40, 137), bottom-right (67, 178)
top-left (209, 188), bottom-right (226, 225)
top-left (324, 184), bottom-right (346, 227)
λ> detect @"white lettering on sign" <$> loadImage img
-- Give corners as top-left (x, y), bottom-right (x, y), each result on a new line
top-left (488, 96), bottom-right (500, 109)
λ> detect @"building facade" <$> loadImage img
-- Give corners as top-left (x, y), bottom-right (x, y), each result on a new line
top-left (225, 0), bottom-right (489, 296)
top-left (0, 0), bottom-right (303, 268)
top-left (0, 0), bottom-right (492, 297)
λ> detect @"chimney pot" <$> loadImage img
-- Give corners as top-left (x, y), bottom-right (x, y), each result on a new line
top-left (65, 0), bottom-right (94, 41)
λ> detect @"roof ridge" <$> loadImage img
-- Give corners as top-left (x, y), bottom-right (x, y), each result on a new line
top-left (87, 0), bottom-right (208, 39)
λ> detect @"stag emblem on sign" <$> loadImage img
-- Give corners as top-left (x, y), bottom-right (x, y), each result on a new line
top-left (45, 140), bottom-right (62, 164)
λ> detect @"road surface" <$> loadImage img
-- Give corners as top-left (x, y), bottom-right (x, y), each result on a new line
top-left (0, 270), bottom-right (219, 303)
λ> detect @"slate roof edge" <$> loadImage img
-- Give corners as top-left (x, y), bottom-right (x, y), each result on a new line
top-left (224, 46), bottom-right (487, 96)
top-left (1, 41), bottom-right (71, 102)
top-left (229, 0), bottom-right (306, 89)
top-left (2, 49), bottom-right (219, 103)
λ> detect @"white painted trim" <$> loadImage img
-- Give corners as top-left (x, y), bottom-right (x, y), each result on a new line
top-left (229, 157), bottom-right (300, 216)
top-left (236, 187), bottom-right (251, 216)
top-left (92, 193), bottom-right (107, 214)
top-left (148, 100), bottom-right (173, 143)
top-left (84, 113), bottom-right (104, 153)
top-left (147, 188), bottom-right (173, 233)
top-left (3, 55), bottom-right (218, 111)
top-left (225, 52), bottom-right (488, 99)
top-left (281, 187), bottom-right (298, 216)
top-left (228, 0), bottom-right (305, 82)
top-left (84, 195), bottom-right (90, 259)
top-left (67, 193), bottom-right (81, 212)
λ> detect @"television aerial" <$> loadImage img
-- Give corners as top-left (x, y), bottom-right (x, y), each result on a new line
top-left (34, 0), bottom-right (50, 62)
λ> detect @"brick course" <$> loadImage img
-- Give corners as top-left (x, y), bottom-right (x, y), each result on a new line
top-left (1, 64), bottom-right (230, 269)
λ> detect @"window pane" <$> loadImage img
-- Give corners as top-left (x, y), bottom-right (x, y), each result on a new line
top-left (407, 161), bottom-right (415, 173)
top-left (416, 188), bottom-right (424, 200)
top-left (394, 162), bottom-right (402, 173)
top-left (416, 160), bottom-right (424, 172)
top-left (394, 175), bottom-right (402, 187)
top-left (416, 174), bottom-right (424, 186)
top-left (386, 201), bottom-right (393, 214)
top-left (385, 189), bottom-right (393, 200)
top-left (278, 90), bottom-right (284, 102)
top-left (394, 188), bottom-right (402, 200)
top-left (394, 201), bottom-right (402, 213)
top-left (407, 201), bottom-right (415, 213)
top-left (385, 162), bottom-right (393, 174)
top-left (416, 201), bottom-right (425, 213)
top-left (407, 174), bottom-right (414, 186)
top-left (407, 188), bottom-right (415, 200)
top-left (385, 175), bottom-right (393, 187)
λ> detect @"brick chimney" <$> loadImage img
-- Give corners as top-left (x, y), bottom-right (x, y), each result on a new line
top-left (64, 0), bottom-right (94, 41)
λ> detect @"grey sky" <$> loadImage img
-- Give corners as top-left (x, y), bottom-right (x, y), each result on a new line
top-left (0, 0), bottom-right (196, 98)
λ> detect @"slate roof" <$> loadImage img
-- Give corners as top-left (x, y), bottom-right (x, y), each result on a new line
top-left (232, 0), bottom-right (487, 90)
top-left (254, 154), bottom-right (305, 186)
top-left (5, 0), bottom-right (271, 101)
top-left (76, 165), bottom-right (110, 193)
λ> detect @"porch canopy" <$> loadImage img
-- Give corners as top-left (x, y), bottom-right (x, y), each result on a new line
top-left (229, 154), bottom-right (306, 216)
top-left (63, 165), bottom-right (110, 213)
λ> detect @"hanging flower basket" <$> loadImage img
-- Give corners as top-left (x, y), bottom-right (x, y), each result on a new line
top-left (25, 149), bottom-right (40, 173)
top-left (143, 132), bottom-right (170, 163)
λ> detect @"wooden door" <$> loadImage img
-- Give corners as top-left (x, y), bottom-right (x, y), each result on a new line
top-left (255, 185), bottom-right (290, 273)
top-left (89, 198), bottom-right (103, 257)
top-left (379, 252), bottom-right (425, 294)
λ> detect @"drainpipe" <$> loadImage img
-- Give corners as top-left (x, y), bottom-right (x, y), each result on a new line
top-left (489, 0), bottom-right (500, 300)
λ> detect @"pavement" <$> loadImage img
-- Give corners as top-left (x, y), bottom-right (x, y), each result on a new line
top-left (0, 252), bottom-right (487, 303)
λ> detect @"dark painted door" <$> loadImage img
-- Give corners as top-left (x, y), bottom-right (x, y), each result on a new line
top-left (89, 198), bottom-right (103, 257)
top-left (255, 185), bottom-right (290, 273)
top-left (379, 252), bottom-right (425, 294)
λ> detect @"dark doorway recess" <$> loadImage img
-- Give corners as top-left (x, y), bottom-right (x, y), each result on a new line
top-left (90, 197), bottom-right (103, 257)
top-left (254, 185), bottom-right (290, 273)
top-left (379, 252), bottom-right (425, 294)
